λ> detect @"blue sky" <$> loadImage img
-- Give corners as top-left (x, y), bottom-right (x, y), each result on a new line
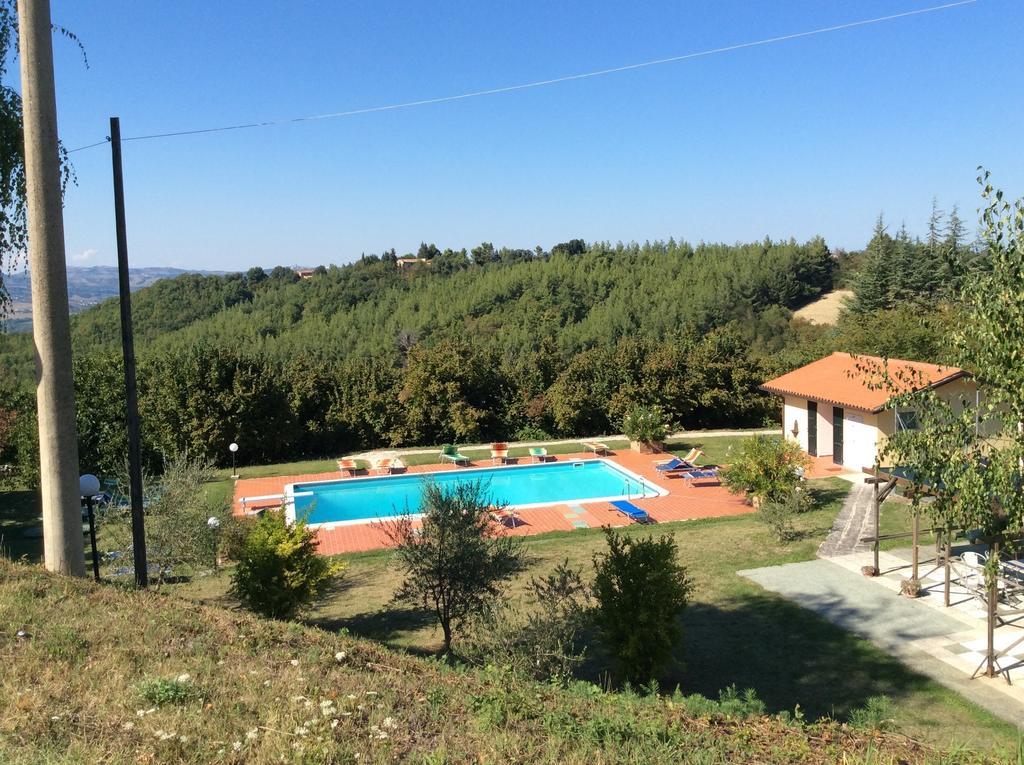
top-left (44, 0), bottom-right (1024, 270)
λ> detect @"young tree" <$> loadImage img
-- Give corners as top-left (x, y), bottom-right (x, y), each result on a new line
top-left (385, 480), bottom-right (525, 655)
top-left (103, 457), bottom-right (226, 587)
top-left (231, 507), bottom-right (343, 619)
top-left (592, 527), bottom-right (692, 684)
top-left (882, 173), bottom-right (1024, 542)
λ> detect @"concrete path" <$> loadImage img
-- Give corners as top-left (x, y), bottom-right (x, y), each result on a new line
top-left (817, 480), bottom-right (874, 558)
top-left (740, 557), bottom-right (1024, 727)
top-left (346, 428), bottom-right (781, 461)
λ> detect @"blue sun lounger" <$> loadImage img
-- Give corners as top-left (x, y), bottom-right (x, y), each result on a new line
top-left (654, 456), bottom-right (698, 472)
top-left (611, 500), bottom-right (650, 524)
top-left (674, 468), bottom-right (720, 485)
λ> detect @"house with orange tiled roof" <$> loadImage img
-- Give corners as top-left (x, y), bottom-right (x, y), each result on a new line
top-left (760, 352), bottom-right (977, 472)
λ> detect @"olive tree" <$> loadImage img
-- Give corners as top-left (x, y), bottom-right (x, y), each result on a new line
top-left (385, 480), bottom-right (525, 655)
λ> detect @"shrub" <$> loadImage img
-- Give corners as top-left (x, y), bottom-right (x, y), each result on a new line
top-left (621, 405), bottom-right (669, 445)
top-left (230, 507), bottom-right (343, 620)
top-left (591, 527), bottom-right (692, 684)
top-left (101, 456), bottom-right (225, 586)
top-left (848, 695), bottom-right (897, 732)
top-left (720, 435), bottom-right (809, 504)
top-left (384, 480), bottom-right (525, 655)
top-left (462, 560), bottom-right (592, 682)
top-left (674, 685), bottom-right (766, 720)
top-left (758, 489), bottom-right (812, 542)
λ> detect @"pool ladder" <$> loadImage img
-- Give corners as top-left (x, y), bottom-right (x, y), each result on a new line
top-left (623, 479), bottom-right (648, 500)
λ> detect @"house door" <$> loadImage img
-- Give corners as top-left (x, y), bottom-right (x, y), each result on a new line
top-left (807, 401), bottom-right (817, 457)
top-left (832, 407), bottom-right (844, 466)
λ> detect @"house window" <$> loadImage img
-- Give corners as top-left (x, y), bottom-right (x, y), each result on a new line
top-left (895, 409), bottom-right (919, 431)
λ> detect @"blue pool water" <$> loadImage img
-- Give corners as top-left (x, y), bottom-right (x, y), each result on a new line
top-left (290, 460), bottom-right (661, 526)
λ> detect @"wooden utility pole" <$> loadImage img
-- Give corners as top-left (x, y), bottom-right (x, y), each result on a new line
top-left (109, 117), bottom-right (147, 588)
top-left (16, 0), bottom-right (84, 576)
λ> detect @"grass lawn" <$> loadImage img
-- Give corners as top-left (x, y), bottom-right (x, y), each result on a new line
top-left (182, 477), bottom-right (1018, 753)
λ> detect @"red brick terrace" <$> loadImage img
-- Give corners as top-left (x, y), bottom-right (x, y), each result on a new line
top-left (232, 449), bottom-right (755, 556)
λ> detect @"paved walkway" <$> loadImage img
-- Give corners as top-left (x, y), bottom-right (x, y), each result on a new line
top-left (817, 479), bottom-right (874, 558)
top-left (740, 556), bottom-right (1024, 727)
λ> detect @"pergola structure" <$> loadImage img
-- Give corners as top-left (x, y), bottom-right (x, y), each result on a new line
top-left (862, 466), bottom-right (1024, 682)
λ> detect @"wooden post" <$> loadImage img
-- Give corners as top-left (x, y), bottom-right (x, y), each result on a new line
top-left (986, 540), bottom-right (1000, 678)
top-left (873, 479), bottom-right (880, 574)
top-left (109, 117), bottom-right (147, 588)
top-left (912, 510), bottom-right (920, 582)
top-left (943, 532), bottom-right (951, 608)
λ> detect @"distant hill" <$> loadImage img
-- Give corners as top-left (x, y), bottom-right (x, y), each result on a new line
top-left (2, 266), bottom-right (218, 331)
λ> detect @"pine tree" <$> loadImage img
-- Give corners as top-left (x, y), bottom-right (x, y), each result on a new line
top-left (848, 214), bottom-right (893, 314)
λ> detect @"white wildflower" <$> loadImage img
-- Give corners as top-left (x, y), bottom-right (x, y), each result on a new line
top-left (294, 726), bottom-right (309, 736)
top-left (290, 659), bottom-right (299, 666)
top-left (176, 673), bottom-right (191, 683)
top-left (346, 694), bottom-right (357, 700)
top-left (246, 728), bottom-right (259, 741)
top-left (335, 651), bottom-right (346, 662)
top-left (331, 719), bottom-right (339, 729)
top-left (50, 715), bottom-right (61, 722)
top-left (263, 680), bottom-right (272, 687)
top-left (179, 735), bottom-right (189, 743)
top-left (121, 722), bottom-right (134, 731)
top-left (382, 717), bottom-right (396, 729)
top-left (232, 741), bottom-right (242, 751)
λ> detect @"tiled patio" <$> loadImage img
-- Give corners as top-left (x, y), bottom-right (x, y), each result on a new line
top-left (232, 449), bottom-right (754, 555)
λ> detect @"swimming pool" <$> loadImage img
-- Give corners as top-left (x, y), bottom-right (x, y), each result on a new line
top-left (287, 459), bottom-right (665, 527)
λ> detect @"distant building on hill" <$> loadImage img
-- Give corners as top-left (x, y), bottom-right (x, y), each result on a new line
top-left (761, 352), bottom-right (978, 471)
top-left (294, 268), bottom-right (316, 279)
top-left (396, 257), bottom-right (428, 270)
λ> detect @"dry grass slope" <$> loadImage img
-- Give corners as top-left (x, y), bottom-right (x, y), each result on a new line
top-left (0, 560), bottom-right (1008, 764)
top-left (794, 289), bottom-right (853, 325)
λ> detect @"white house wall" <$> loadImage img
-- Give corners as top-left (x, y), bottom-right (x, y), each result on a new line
top-left (783, 396), bottom-right (807, 451)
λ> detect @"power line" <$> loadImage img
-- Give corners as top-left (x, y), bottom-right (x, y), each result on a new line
top-left (66, 0), bottom-right (978, 154)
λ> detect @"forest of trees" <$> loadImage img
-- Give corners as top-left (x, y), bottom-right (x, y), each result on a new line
top-left (0, 219), bottom-right (978, 483)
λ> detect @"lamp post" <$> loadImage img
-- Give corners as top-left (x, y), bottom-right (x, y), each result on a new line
top-left (229, 442), bottom-right (239, 479)
top-left (79, 474), bottom-right (101, 582)
top-left (207, 516), bottom-right (221, 570)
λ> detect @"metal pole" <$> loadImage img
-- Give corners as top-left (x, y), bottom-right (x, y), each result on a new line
top-left (912, 510), bottom-right (920, 582)
top-left (943, 533), bottom-right (951, 608)
top-left (987, 540), bottom-right (999, 678)
top-left (109, 117), bottom-right (147, 588)
top-left (16, 0), bottom-right (85, 576)
top-left (85, 496), bottom-right (99, 582)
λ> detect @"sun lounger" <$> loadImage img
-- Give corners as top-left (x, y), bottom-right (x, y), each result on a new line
top-left (529, 447), bottom-right (548, 463)
top-left (654, 448), bottom-right (703, 471)
top-left (582, 441), bottom-right (610, 455)
top-left (611, 500), bottom-right (650, 524)
top-left (338, 458), bottom-right (362, 475)
top-left (490, 442), bottom-right (509, 464)
top-left (673, 468), bottom-right (719, 486)
top-left (489, 506), bottom-right (521, 528)
top-left (373, 458), bottom-right (394, 474)
top-left (439, 444), bottom-right (470, 465)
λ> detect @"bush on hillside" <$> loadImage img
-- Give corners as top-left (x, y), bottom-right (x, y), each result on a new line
top-left (720, 435), bottom-right (809, 504)
top-left (462, 560), bottom-right (593, 683)
top-left (592, 527), bottom-right (692, 685)
top-left (230, 507), bottom-right (343, 619)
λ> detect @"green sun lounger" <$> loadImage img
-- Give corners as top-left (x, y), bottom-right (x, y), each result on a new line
top-left (439, 444), bottom-right (470, 465)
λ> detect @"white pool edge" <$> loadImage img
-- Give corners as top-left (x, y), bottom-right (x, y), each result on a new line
top-left (282, 458), bottom-right (667, 529)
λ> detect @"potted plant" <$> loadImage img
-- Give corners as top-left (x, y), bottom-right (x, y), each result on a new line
top-left (622, 405), bottom-right (669, 454)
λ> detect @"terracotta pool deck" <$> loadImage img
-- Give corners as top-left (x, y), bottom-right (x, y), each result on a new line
top-left (232, 450), bottom-right (755, 556)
